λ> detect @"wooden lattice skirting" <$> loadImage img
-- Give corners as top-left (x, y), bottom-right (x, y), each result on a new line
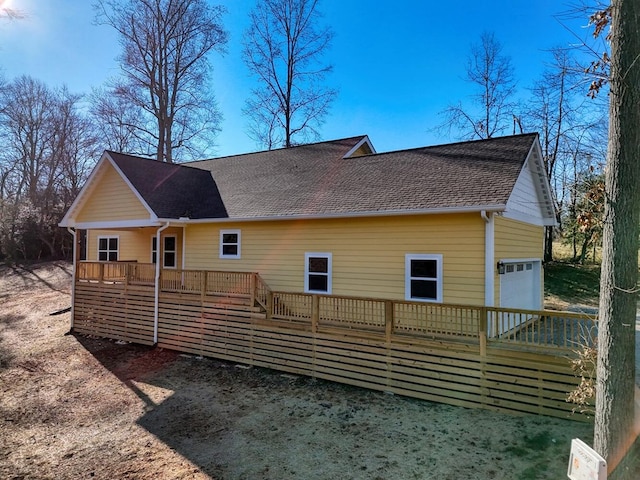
top-left (72, 282), bottom-right (589, 421)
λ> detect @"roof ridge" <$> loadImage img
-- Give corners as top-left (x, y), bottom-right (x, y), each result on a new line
top-left (337, 132), bottom-right (538, 160)
top-left (186, 135), bottom-right (369, 164)
top-left (107, 150), bottom-right (216, 173)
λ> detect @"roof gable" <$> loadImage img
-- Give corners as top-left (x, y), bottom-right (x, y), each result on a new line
top-left (61, 133), bottom-right (551, 227)
top-left (504, 140), bottom-right (556, 226)
top-left (60, 153), bottom-right (157, 228)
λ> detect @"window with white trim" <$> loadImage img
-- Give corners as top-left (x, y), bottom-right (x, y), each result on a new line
top-left (151, 236), bottom-right (158, 264)
top-left (405, 254), bottom-right (443, 302)
top-left (163, 236), bottom-right (177, 268)
top-left (304, 253), bottom-right (332, 294)
top-left (152, 236), bottom-right (177, 268)
top-left (98, 236), bottom-right (119, 262)
top-left (220, 230), bottom-right (241, 259)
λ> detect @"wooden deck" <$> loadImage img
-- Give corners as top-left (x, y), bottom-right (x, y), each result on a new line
top-left (72, 262), bottom-right (597, 421)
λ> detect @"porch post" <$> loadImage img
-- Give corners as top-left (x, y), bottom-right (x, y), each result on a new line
top-left (154, 222), bottom-right (170, 344)
top-left (67, 227), bottom-right (77, 331)
top-left (482, 211), bottom-right (495, 308)
top-left (482, 211), bottom-right (495, 342)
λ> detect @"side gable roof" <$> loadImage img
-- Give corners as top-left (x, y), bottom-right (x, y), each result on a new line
top-left (188, 133), bottom-right (538, 219)
top-left (61, 133), bottom-right (553, 227)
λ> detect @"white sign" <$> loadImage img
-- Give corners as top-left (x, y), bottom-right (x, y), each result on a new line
top-left (567, 438), bottom-right (607, 480)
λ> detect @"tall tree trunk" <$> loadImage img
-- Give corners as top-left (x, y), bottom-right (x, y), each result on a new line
top-left (594, 0), bottom-right (640, 475)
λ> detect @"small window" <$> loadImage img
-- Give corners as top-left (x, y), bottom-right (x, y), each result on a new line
top-left (506, 264), bottom-right (515, 273)
top-left (220, 230), bottom-right (241, 259)
top-left (526, 263), bottom-right (533, 271)
top-left (405, 254), bottom-right (443, 302)
top-left (151, 237), bottom-right (158, 264)
top-left (516, 264), bottom-right (524, 272)
top-left (304, 253), bottom-right (332, 294)
top-left (98, 236), bottom-right (119, 262)
top-left (163, 236), bottom-right (177, 268)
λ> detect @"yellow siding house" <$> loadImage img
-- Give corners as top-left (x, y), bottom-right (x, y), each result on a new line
top-left (60, 133), bottom-right (556, 311)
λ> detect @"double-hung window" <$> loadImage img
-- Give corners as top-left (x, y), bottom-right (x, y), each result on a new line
top-left (152, 236), bottom-right (177, 268)
top-left (98, 236), bottom-right (119, 262)
top-left (220, 230), bottom-right (241, 259)
top-left (405, 254), bottom-right (443, 302)
top-left (163, 236), bottom-right (177, 268)
top-left (304, 253), bottom-right (332, 294)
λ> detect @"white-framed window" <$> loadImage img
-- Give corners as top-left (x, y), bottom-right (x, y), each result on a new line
top-left (220, 230), bottom-right (241, 259)
top-left (97, 236), bottom-right (119, 262)
top-left (163, 235), bottom-right (177, 268)
top-left (405, 254), bottom-right (443, 303)
top-left (151, 235), bottom-right (177, 268)
top-left (304, 252), bottom-right (332, 294)
top-left (151, 236), bottom-right (158, 264)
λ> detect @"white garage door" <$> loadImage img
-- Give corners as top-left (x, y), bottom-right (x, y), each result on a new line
top-left (499, 260), bottom-right (541, 311)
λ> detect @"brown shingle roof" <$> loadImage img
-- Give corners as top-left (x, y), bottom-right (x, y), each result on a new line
top-left (107, 133), bottom-right (538, 220)
top-left (108, 151), bottom-right (228, 219)
top-left (187, 133), bottom-right (537, 218)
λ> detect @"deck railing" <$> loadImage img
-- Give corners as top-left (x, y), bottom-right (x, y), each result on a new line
top-left (77, 261), bottom-right (156, 285)
top-left (76, 262), bottom-right (597, 352)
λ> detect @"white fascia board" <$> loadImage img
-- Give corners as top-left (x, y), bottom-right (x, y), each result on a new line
top-left (343, 135), bottom-right (376, 158)
top-left (530, 139), bottom-right (555, 206)
top-left (513, 139), bottom-right (556, 226)
top-left (64, 219), bottom-right (164, 229)
top-left (502, 209), bottom-right (556, 227)
top-left (176, 204), bottom-right (506, 225)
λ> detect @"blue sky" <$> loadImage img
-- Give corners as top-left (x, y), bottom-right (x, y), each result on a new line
top-left (0, 0), bottom-right (596, 158)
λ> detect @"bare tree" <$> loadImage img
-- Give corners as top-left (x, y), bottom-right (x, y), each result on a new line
top-left (243, 0), bottom-right (337, 149)
top-left (525, 48), bottom-right (608, 262)
top-left (592, 1), bottom-right (640, 476)
top-left (89, 86), bottom-right (145, 154)
top-left (94, 0), bottom-right (228, 162)
top-left (439, 32), bottom-right (517, 140)
top-left (0, 77), bottom-right (98, 260)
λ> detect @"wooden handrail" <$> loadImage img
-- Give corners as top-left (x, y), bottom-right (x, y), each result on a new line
top-left (75, 262), bottom-right (597, 351)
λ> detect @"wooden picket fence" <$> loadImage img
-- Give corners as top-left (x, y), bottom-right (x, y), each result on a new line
top-left (73, 262), bottom-right (597, 421)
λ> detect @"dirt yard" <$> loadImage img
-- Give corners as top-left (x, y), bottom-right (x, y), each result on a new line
top-left (0, 262), bottom-right (598, 479)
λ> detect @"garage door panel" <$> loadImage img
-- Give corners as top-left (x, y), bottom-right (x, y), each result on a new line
top-left (499, 261), bottom-right (540, 310)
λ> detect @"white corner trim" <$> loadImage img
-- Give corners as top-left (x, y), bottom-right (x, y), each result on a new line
top-left (482, 211), bottom-right (495, 307)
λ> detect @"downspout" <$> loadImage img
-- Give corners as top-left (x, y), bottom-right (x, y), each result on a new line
top-left (67, 227), bottom-right (77, 332)
top-left (481, 211), bottom-right (495, 308)
top-left (181, 225), bottom-right (186, 270)
top-left (154, 222), bottom-right (170, 344)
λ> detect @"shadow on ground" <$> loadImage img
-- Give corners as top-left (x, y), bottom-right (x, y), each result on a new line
top-left (74, 333), bottom-right (599, 480)
top-left (0, 262), bottom-right (72, 300)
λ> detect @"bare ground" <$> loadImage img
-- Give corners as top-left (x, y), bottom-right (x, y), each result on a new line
top-left (0, 262), bottom-right (598, 479)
